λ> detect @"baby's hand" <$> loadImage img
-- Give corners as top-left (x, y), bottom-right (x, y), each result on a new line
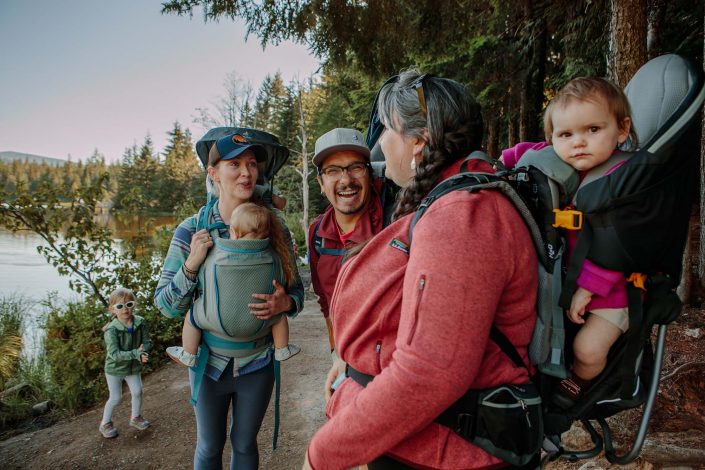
top-left (568, 287), bottom-right (593, 324)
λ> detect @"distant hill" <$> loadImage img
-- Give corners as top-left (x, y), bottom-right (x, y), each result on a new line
top-left (0, 151), bottom-right (67, 167)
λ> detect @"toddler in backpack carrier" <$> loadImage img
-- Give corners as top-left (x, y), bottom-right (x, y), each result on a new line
top-left (166, 203), bottom-right (301, 368)
top-left (533, 77), bottom-right (639, 409)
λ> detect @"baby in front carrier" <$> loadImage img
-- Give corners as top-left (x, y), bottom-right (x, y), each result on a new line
top-left (167, 202), bottom-right (301, 367)
top-left (504, 77), bottom-right (638, 408)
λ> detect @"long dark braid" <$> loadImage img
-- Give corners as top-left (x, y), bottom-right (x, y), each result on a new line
top-left (378, 71), bottom-right (484, 220)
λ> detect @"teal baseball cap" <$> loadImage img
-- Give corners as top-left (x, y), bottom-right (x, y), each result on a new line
top-left (208, 133), bottom-right (267, 166)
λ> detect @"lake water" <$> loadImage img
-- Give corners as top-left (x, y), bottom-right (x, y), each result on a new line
top-left (0, 215), bottom-right (176, 357)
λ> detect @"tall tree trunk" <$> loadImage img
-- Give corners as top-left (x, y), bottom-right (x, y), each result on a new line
top-left (521, 25), bottom-right (548, 142)
top-left (699, 11), bottom-right (705, 293)
top-left (507, 86), bottom-right (520, 148)
top-left (487, 117), bottom-right (499, 159)
top-left (608, 0), bottom-right (648, 87)
top-left (533, 26), bottom-right (548, 140)
top-left (297, 89), bottom-right (310, 251)
top-left (519, 0), bottom-right (533, 142)
top-left (520, 73), bottom-right (532, 142)
top-left (647, 0), bottom-right (666, 59)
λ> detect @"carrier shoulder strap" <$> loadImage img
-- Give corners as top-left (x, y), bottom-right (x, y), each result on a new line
top-left (409, 169), bottom-right (549, 269)
top-left (196, 196), bottom-right (228, 233)
top-left (312, 216), bottom-right (347, 257)
top-left (560, 151), bottom-right (632, 307)
top-left (571, 151), bottom-right (633, 204)
top-left (490, 325), bottom-right (528, 371)
top-left (459, 150), bottom-right (496, 172)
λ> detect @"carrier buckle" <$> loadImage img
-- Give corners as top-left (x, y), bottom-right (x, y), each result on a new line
top-left (627, 273), bottom-right (648, 290)
top-left (455, 413), bottom-right (475, 439)
top-left (552, 209), bottom-right (583, 230)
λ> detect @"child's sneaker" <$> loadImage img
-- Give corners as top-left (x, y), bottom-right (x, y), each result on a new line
top-left (166, 346), bottom-right (197, 367)
top-left (129, 415), bottom-right (151, 431)
top-left (551, 376), bottom-right (588, 409)
top-left (274, 343), bottom-right (301, 361)
top-left (99, 421), bottom-right (118, 438)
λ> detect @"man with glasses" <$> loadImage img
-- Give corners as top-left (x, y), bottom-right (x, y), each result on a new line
top-left (309, 128), bottom-right (384, 354)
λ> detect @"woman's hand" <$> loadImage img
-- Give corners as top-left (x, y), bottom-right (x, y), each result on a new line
top-left (324, 355), bottom-right (346, 403)
top-left (185, 229), bottom-right (213, 272)
top-left (568, 287), bottom-right (593, 324)
top-left (249, 280), bottom-right (293, 320)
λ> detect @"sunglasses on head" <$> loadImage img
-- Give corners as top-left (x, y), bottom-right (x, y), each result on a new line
top-left (409, 74), bottom-right (430, 117)
top-left (112, 301), bottom-right (136, 310)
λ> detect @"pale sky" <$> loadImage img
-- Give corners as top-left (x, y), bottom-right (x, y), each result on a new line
top-left (0, 0), bottom-right (321, 163)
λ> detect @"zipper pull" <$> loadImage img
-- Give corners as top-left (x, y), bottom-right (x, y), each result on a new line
top-left (521, 399), bottom-right (532, 428)
top-left (419, 278), bottom-right (425, 290)
top-left (375, 341), bottom-right (381, 353)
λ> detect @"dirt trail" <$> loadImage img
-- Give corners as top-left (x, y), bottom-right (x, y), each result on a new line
top-left (1, 302), bottom-right (704, 469)
top-left (0, 305), bottom-right (330, 470)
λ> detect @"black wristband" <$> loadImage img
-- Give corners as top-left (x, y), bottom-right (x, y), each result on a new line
top-left (182, 265), bottom-right (197, 281)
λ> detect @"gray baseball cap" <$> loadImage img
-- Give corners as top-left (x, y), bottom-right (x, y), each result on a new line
top-left (312, 128), bottom-right (370, 168)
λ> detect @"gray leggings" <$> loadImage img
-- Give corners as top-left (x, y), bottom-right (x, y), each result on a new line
top-left (189, 360), bottom-right (274, 470)
top-left (102, 373), bottom-right (143, 424)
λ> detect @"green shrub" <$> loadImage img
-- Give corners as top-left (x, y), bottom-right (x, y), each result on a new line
top-left (284, 212), bottom-right (307, 257)
top-left (44, 299), bottom-right (107, 411)
top-left (0, 356), bottom-right (62, 436)
top-left (0, 296), bottom-right (64, 436)
top-left (0, 296), bottom-right (24, 389)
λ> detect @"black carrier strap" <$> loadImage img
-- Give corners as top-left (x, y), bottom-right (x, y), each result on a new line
top-left (621, 284), bottom-right (644, 400)
top-left (312, 217), bottom-right (346, 257)
top-left (558, 222), bottom-right (593, 309)
top-left (409, 171), bottom-right (502, 245)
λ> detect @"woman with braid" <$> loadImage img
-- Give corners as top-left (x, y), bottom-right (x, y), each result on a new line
top-left (303, 71), bottom-right (538, 469)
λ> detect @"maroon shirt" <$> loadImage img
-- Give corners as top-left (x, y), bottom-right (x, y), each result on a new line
top-left (308, 179), bottom-right (384, 319)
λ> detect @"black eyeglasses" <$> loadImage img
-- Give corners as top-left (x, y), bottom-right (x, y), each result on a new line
top-left (409, 74), bottom-right (429, 116)
top-left (319, 162), bottom-right (370, 179)
top-left (112, 301), bottom-right (136, 310)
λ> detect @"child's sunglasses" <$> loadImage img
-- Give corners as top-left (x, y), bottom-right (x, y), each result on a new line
top-left (112, 301), bottom-right (136, 310)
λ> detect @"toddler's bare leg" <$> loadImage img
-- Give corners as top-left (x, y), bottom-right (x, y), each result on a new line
top-left (572, 315), bottom-right (623, 380)
top-left (272, 316), bottom-right (300, 361)
top-left (182, 315), bottom-right (201, 355)
top-left (271, 315), bottom-right (289, 349)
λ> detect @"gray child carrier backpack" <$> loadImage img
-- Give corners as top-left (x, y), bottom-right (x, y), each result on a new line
top-left (368, 54), bottom-right (705, 467)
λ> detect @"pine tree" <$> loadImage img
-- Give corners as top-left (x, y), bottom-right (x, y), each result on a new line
top-left (162, 122), bottom-right (204, 213)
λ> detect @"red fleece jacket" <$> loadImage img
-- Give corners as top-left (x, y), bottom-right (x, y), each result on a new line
top-left (307, 159), bottom-right (538, 469)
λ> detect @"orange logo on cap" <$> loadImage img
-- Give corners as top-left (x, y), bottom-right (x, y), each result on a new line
top-left (232, 134), bottom-right (248, 144)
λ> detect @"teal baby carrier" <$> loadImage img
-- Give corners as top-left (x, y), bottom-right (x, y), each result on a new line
top-left (189, 202), bottom-right (285, 402)
top-left (189, 206), bottom-right (287, 450)
top-left (192, 236), bottom-right (284, 362)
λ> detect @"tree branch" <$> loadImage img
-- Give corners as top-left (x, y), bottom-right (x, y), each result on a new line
top-left (660, 361), bottom-right (705, 382)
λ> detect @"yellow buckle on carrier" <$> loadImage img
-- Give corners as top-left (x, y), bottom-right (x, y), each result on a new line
top-left (627, 273), bottom-right (648, 291)
top-left (552, 209), bottom-right (583, 230)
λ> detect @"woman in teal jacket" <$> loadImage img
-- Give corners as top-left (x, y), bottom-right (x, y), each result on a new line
top-left (99, 287), bottom-right (152, 438)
